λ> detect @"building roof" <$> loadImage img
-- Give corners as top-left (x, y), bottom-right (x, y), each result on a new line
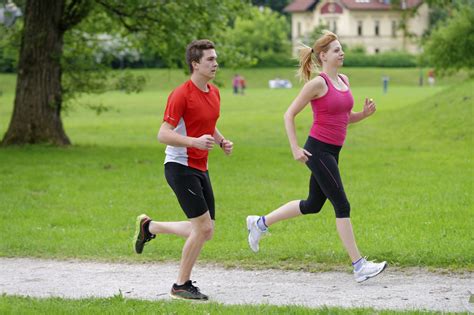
top-left (284, 0), bottom-right (423, 12)
top-left (340, 0), bottom-right (422, 10)
top-left (284, 0), bottom-right (318, 12)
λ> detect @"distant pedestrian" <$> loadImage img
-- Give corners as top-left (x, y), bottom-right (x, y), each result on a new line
top-left (240, 76), bottom-right (246, 95)
top-left (427, 69), bottom-right (435, 87)
top-left (233, 74), bottom-right (241, 94)
top-left (382, 75), bottom-right (389, 94)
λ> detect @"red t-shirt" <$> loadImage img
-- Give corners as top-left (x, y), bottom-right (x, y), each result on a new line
top-left (163, 80), bottom-right (220, 171)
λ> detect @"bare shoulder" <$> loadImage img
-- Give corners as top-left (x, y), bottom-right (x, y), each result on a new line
top-left (308, 76), bottom-right (326, 87)
top-left (304, 76), bottom-right (325, 93)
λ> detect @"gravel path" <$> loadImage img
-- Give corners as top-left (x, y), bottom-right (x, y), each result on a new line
top-left (0, 258), bottom-right (472, 312)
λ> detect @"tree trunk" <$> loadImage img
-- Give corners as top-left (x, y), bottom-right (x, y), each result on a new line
top-left (2, 0), bottom-right (70, 145)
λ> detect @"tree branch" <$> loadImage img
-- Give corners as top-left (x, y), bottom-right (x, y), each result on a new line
top-left (61, 0), bottom-right (93, 32)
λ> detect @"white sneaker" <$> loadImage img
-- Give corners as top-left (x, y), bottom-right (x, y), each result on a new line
top-left (354, 258), bottom-right (387, 283)
top-left (246, 215), bottom-right (266, 253)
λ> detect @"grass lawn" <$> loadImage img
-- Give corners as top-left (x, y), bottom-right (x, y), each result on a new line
top-left (0, 295), bottom-right (444, 315)
top-left (0, 68), bottom-right (472, 271)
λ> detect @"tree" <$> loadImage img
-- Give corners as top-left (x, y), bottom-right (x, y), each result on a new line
top-left (1, 0), bottom-right (248, 146)
top-left (423, 4), bottom-right (474, 75)
top-left (251, 0), bottom-right (291, 15)
top-left (220, 6), bottom-right (292, 68)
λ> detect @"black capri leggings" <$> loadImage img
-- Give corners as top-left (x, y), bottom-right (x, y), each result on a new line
top-left (299, 136), bottom-right (351, 218)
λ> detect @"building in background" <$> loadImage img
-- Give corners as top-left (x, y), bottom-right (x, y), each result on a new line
top-left (284, 0), bottom-right (429, 54)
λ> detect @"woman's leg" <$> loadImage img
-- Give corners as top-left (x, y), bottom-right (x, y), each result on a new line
top-left (336, 218), bottom-right (361, 262)
top-left (307, 151), bottom-right (361, 262)
top-left (264, 200), bottom-right (301, 226)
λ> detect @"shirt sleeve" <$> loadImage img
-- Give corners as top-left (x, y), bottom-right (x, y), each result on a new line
top-left (163, 89), bottom-right (186, 127)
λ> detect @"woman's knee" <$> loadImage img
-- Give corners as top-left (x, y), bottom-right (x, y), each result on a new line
top-left (300, 199), bottom-right (323, 215)
top-left (335, 201), bottom-right (351, 218)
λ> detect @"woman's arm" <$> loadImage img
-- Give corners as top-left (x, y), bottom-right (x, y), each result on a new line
top-left (349, 98), bottom-right (376, 124)
top-left (284, 77), bottom-right (325, 163)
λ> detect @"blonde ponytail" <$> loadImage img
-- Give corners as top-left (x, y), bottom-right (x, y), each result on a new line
top-left (296, 45), bottom-right (315, 82)
top-left (296, 30), bottom-right (339, 82)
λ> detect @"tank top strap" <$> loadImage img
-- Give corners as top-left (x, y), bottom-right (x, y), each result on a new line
top-left (338, 74), bottom-right (350, 87)
top-left (318, 72), bottom-right (332, 91)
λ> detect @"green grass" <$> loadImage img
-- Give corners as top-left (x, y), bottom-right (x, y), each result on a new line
top-left (0, 68), bottom-right (472, 271)
top-left (0, 295), bottom-right (447, 314)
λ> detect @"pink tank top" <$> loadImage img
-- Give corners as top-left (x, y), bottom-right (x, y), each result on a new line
top-left (309, 72), bottom-right (354, 146)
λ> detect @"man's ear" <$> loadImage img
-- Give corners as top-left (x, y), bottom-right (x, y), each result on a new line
top-left (192, 60), bottom-right (199, 71)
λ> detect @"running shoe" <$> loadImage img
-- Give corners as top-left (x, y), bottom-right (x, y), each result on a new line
top-left (354, 258), bottom-right (387, 283)
top-left (170, 280), bottom-right (208, 300)
top-left (246, 215), bottom-right (267, 253)
top-left (133, 214), bottom-right (155, 254)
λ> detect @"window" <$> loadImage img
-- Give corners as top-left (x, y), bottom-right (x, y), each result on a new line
top-left (374, 20), bottom-right (380, 36)
top-left (297, 22), bottom-right (301, 37)
top-left (355, 0), bottom-right (370, 2)
top-left (357, 21), bottom-right (363, 36)
top-left (333, 20), bottom-right (337, 34)
top-left (391, 20), bottom-right (397, 37)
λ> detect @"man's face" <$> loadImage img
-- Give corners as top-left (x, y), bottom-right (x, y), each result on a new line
top-left (193, 49), bottom-right (218, 79)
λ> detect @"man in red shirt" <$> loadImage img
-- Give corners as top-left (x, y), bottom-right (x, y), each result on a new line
top-left (133, 39), bottom-right (233, 300)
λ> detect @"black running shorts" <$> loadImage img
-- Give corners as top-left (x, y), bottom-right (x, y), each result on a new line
top-left (164, 162), bottom-right (215, 220)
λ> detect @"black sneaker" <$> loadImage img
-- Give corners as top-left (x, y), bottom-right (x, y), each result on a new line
top-left (170, 280), bottom-right (208, 300)
top-left (133, 214), bottom-right (155, 254)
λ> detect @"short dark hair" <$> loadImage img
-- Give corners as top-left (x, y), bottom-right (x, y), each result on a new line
top-left (186, 39), bottom-right (215, 73)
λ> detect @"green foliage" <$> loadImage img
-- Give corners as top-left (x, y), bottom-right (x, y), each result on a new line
top-left (0, 17), bottom-right (21, 72)
top-left (0, 0), bottom-right (251, 113)
top-left (343, 51), bottom-right (418, 67)
top-left (423, 4), bottom-right (474, 75)
top-left (219, 6), bottom-right (293, 68)
top-left (251, 0), bottom-right (291, 14)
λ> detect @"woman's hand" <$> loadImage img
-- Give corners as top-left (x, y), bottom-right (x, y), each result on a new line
top-left (292, 147), bottom-right (312, 163)
top-left (363, 98), bottom-right (376, 118)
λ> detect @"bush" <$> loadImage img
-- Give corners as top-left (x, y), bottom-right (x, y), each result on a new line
top-left (344, 51), bottom-right (417, 67)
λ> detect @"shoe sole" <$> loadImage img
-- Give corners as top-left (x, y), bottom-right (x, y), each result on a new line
top-left (246, 216), bottom-right (259, 253)
top-left (356, 262), bottom-right (388, 283)
top-left (133, 214), bottom-right (148, 254)
top-left (169, 292), bottom-right (208, 301)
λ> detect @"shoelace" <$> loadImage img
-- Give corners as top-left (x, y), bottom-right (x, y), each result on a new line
top-left (188, 281), bottom-right (201, 294)
top-left (143, 233), bottom-right (156, 245)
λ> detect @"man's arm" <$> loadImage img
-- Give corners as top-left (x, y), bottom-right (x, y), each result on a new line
top-left (213, 127), bottom-right (233, 155)
top-left (158, 122), bottom-right (214, 151)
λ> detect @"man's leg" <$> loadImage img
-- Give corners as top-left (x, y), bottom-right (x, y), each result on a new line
top-left (176, 211), bottom-right (213, 284)
top-left (149, 221), bottom-right (191, 238)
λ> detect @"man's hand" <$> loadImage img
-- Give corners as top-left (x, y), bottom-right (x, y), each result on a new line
top-left (221, 139), bottom-right (233, 155)
top-left (192, 135), bottom-right (215, 150)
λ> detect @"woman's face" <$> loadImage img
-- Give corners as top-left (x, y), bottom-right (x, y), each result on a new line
top-left (320, 40), bottom-right (344, 68)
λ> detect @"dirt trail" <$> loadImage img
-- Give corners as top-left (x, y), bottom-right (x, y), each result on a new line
top-left (0, 258), bottom-right (472, 312)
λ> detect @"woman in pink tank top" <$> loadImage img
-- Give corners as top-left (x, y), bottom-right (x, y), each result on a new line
top-left (246, 31), bottom-right (387, 282)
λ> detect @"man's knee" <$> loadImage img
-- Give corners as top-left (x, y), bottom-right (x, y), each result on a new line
top-left (195, 222), bottom-right (214, 241)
